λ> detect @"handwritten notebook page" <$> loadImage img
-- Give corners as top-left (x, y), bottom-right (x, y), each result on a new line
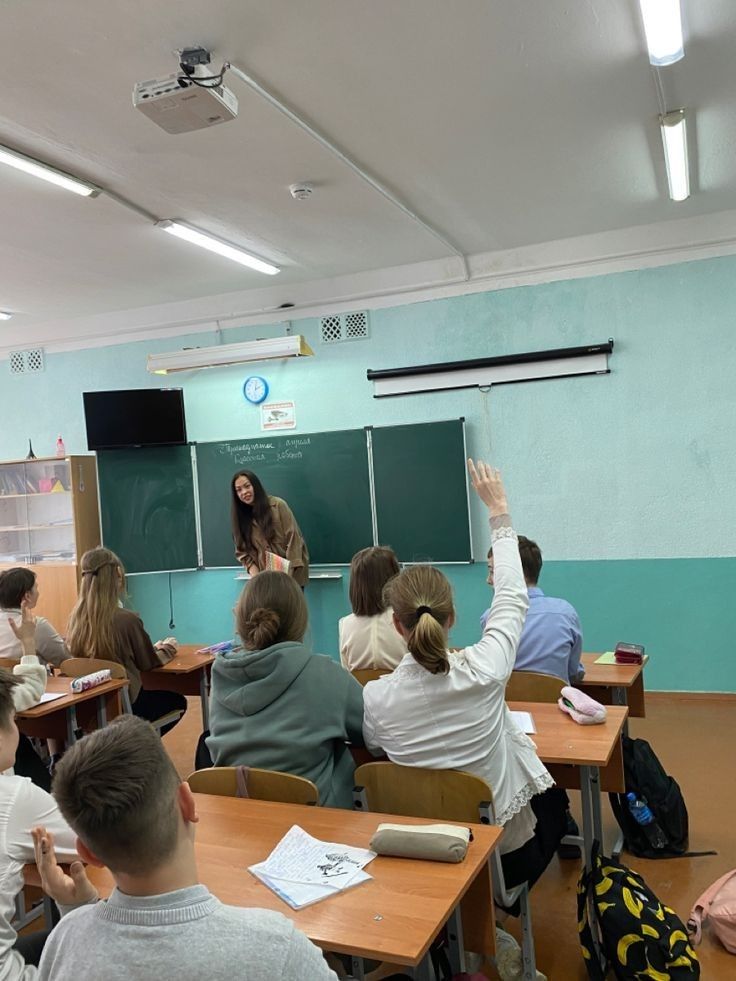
top-left (249, 824), bottom-right (375, 909)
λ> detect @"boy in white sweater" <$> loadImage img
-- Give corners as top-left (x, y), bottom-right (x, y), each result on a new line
top-left (35, 714), bottom-right (338, 980)
top-left (0, 667), bottom-right (79, 981)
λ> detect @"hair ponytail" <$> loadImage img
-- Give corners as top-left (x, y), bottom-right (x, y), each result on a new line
top-left (409, 609), bottom-right (450, 675)
top-left (385, 566), bottom-right (453, 675)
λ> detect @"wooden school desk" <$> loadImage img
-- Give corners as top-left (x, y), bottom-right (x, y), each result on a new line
top-left (508, 700), bottom-right (628, 869)
top-left (577, 652), bottom-right (647, 719)
top-left (140, 644), bottom-right (214, 729)
top-left (80, 794), bottom-right (502, 980)
top-left (16, 676), bottom-right (128, 745)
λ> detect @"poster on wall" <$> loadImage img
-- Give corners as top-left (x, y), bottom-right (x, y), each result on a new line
top-left (261, 401), bottom-right (296, 431)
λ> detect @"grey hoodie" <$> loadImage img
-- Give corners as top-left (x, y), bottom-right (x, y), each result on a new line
top-left (206, 642), bottom-right (365, 808)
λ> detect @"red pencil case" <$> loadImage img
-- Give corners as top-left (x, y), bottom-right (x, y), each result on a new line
top-left (614, 642), bottom-right (644, 664)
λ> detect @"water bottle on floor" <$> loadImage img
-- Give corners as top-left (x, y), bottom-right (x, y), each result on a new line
top-left (626, 792), bottom-right (667, 849)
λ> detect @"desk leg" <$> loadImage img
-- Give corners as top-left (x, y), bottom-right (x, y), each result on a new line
top-left (412, 955), bottom-right (433, 981)
top-left (200, 669), bottom-right (210, 731)
top-left (611, 687), bottom-right (627, 859)
top-left (349, 956), bottom-right (365, 980)
top-left (66, 705), bottom-right (79, 745)
top-left (580, 765), bottom-right (605, 970)
top-left (96, 694), bottom-right (108, 731)
top-left (446, 905), bottom-right (466, 975)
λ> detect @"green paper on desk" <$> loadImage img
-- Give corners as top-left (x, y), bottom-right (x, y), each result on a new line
top-left (594, 652), bottom-right (617, 664)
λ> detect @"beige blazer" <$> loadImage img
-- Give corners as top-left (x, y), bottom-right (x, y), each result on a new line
top-left (235, 496), bottom-right (310, 587)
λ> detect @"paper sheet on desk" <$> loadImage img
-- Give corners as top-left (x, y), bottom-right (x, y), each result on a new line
top-left (594, 652), bottom-right (617, 664)
top-left (38, 692), bottom-right (65, 704)
top-left (510, 710), bottom-right (536, 734)
top-left (249, 824), bottom-right (375, 909)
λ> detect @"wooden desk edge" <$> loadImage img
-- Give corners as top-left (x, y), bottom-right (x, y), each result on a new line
top-left (16, 678), bottom-right (129, 718)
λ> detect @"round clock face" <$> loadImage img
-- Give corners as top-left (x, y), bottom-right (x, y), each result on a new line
top-left (243, 375), bottom-right (269, 405)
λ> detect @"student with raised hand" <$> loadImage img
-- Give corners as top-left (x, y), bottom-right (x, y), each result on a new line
top-left (0, 568), bottom-right (69, 668)
top-left (66, 548), bottom-right (186, 735)
top-left (339, 546), bottom-right (407, 672)
top-left (207, 572), bottom-right (364, 807)
top-left (362, 459), bottom-right (566, 981)
top-left (231, 470), bottom-right (309, 587)
top-left (5, 601), bottom-right (55, 790)
top-left (0, 670), bottom-right (79, 979)
top-left (481, 535), bottom-right (584, 684)
top-left (33, 715), bottom-right (338, 981)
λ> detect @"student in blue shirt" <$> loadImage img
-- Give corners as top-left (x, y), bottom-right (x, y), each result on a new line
top-left (481, 535), bottom-right (584, 684)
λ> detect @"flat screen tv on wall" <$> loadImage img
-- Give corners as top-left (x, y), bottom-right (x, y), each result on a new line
top-left (83, 389), bottom-right (187, 450)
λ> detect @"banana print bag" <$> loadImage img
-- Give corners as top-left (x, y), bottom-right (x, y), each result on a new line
top-left (578, 842), bottom-right (700, 979)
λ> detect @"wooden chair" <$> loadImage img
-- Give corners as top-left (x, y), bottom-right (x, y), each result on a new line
top-left (0, 657), bottom-right (18, 672)
top-left (350, 668), bottom-right (391, 686)
top-left (59, 658), bottom-right (182, 735)
top-left (353, 761), bottom-right (537, 980)
top-left (505, 670), bottom-right (564, 703)
top-left (187, 766), bottom-right (320, 805)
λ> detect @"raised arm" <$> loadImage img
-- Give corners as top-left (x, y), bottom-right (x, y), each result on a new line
top-left (8, 601), bottom-right (47, 710)
top-left (466, 460), bottom-right (528, 684)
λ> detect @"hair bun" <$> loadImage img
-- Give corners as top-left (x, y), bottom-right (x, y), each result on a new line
top-left (243, 607), bottom-right (281, 649)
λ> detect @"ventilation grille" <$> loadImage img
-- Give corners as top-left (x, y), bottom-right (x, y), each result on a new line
top-left (9, 349), bottom-right (45, 374)
top-left (320, 311), bottom-right (369, 343)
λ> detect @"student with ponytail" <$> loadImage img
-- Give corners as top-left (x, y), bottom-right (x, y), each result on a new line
top-left (66, 548), bottom-right (187, 735)
top-left (207, 572), bottom-right (364, 807)
top-left (362, 460), bottom-right (567, 978)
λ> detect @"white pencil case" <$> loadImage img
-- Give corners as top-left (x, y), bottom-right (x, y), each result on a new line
top-left (70, 670), bottom-right (111, 693)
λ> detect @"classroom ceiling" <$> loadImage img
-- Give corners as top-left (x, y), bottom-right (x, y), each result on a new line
top-left (0, 0), bottom-right (735, 339)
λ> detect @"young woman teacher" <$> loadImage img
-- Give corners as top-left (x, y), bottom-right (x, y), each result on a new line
top-left (230, 471), bottom-right (309, 587)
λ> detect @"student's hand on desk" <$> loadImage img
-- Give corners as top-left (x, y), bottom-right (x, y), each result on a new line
top-left (467, 459), bottom-right (509, 517)
top-left (8, 600), bottom-right (37, 653)
top-left (32, 827), bottom-right (98, 908)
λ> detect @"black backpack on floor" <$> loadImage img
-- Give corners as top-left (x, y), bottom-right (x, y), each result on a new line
top-left (578, 842), bottom-right (700, 979)
top-left (609, 735), bottom-right (689, 858)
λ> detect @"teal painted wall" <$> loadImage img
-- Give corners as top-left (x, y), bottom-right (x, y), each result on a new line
top-left (2, 254), bottom-right (735, 692)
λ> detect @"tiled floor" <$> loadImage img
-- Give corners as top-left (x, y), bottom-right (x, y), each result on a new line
top-left (164, 693), bottom-right (736, 980)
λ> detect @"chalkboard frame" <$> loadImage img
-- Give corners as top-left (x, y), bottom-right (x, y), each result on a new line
top-left (96, 420), bottom-right (474, 574)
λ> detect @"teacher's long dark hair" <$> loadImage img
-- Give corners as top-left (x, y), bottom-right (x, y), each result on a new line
top-left (230, 470), bottom-right (276, 555)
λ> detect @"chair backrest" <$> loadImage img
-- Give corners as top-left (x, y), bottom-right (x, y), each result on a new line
top-left (351, 668), bottom-right (391, 686)
top-left (0, 657), bottom-right (18, 672)
top-left (59, 657), bottom-right (128, 681)
top-left (505, 670), bottom-right (564, 703)
top-left (353, 761), bottom-right (492, 823)
top-left (187, 766), bottom-right (320, 805)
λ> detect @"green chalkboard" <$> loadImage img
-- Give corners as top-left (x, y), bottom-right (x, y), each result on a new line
top-left (371, 420), bottom-right (471, 562)
top-left (196, 430), bottom-right (374, 566)
top-left (97, 446), bottom-right (198, 573)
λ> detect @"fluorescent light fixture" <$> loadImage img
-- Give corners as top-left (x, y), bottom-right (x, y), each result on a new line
top-left (155, 220), bottom-right (280, 275)
top-left (660, 109), bottom-right (689, 202)
top-left (368, 342), bottom-right (613, 398)
top-left (147, 335), bottom-right (313, 374)
top-left (638, 0), bottom-right (684, 66)
top-left (0, 144), bottom-right (100, 197)
top-left (0, 311), bottom-right (12, 321)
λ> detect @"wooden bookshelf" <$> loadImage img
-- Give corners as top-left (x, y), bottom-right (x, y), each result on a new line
top-left (0, 455), bottom-right (100, 633)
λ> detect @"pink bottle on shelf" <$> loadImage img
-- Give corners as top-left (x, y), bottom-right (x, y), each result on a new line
top-left (55, 435), bottom-right (66, 458)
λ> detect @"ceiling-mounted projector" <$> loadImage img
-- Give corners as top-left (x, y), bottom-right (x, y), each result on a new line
top-left (133, 73), bottom-right (237, 134)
